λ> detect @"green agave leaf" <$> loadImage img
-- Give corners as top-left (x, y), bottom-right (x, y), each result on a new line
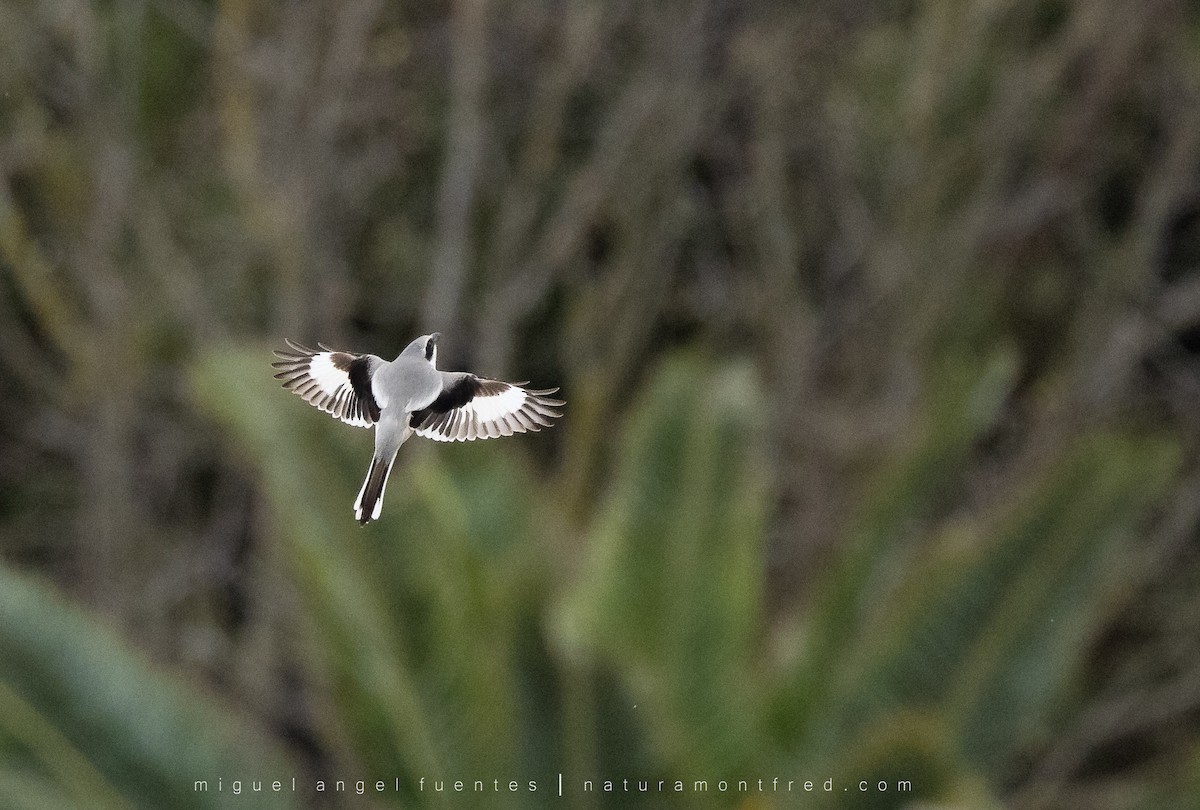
top-left (553, 354), bottom-right (768, 778)
top-left (0, 764), bottom-right (112, 810)
top-left (379, 445), bottom-right (545, 784)
top-left (813, 711), bottom-right (1002, 810)
top-left (0, 566), bottom-right (294, 810)
top-left (768, 342), bottom-right (1179, 797)
top-left (773, 350), bottom-right (1019, 751)
top-left (786, 426), bottom-right (1177, 796)
top-left (821, 433), bottom-right (1178, 774)
top-left (945, 434), bottom-right (1180, 769)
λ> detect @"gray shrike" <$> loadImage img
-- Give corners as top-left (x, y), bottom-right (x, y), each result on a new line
top-left (272, 333), bottom-right (563, 524)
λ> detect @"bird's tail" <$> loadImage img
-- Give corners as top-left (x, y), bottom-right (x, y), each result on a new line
top-left (354, 453), bottom-right (394, 525)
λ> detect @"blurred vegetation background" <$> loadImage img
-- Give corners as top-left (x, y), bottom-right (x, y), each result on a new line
top-left (2, 0), bottom-right (1200, 808)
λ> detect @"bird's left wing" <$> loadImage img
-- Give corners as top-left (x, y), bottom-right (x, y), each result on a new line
top-left (410, 372), bottom-right (563, 441)
top-left (272, 339), bottom-right (382, 427)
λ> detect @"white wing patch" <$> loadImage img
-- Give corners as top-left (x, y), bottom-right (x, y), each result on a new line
top-left (463, 386), bottom-right (526, 425)
top-left (412, 376), bottom-right (563, 442)
top-left (307, 354), bottom-right (349, 399)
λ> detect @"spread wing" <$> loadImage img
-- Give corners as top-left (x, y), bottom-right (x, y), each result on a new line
top-left (271, 339), bottom-right (382, 427)
top-left (409, 373), bottom-right (564, 442)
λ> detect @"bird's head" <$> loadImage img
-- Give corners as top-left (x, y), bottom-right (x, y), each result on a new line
top-left (399, 332), bottom-right (440, 366)
top-left (424, 332), bottom-right (440, 366)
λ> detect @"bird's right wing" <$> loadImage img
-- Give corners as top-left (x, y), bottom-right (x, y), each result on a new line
top-left (409, 372), bottom-right (563, 441)
top-left (271, 339), bottom-right (382, 427)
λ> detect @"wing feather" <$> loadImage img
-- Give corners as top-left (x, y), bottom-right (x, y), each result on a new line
top-left (410, 373), bottom-right (564, 442)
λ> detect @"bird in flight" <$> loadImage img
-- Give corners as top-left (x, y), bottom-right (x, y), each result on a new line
top-left (272, 333), bottom-right (563, 524)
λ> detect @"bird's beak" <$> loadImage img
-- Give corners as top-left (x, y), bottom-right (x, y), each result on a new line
top-left (429, 332), bottom-right (441, 344)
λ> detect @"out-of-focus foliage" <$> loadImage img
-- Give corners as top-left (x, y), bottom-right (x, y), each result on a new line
top-left (0, 565), bottom-right (295, 810)
top-left (554, 356), bottom-right (767, 779)
top-left (3, 0), bottom-right (1200, 808)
